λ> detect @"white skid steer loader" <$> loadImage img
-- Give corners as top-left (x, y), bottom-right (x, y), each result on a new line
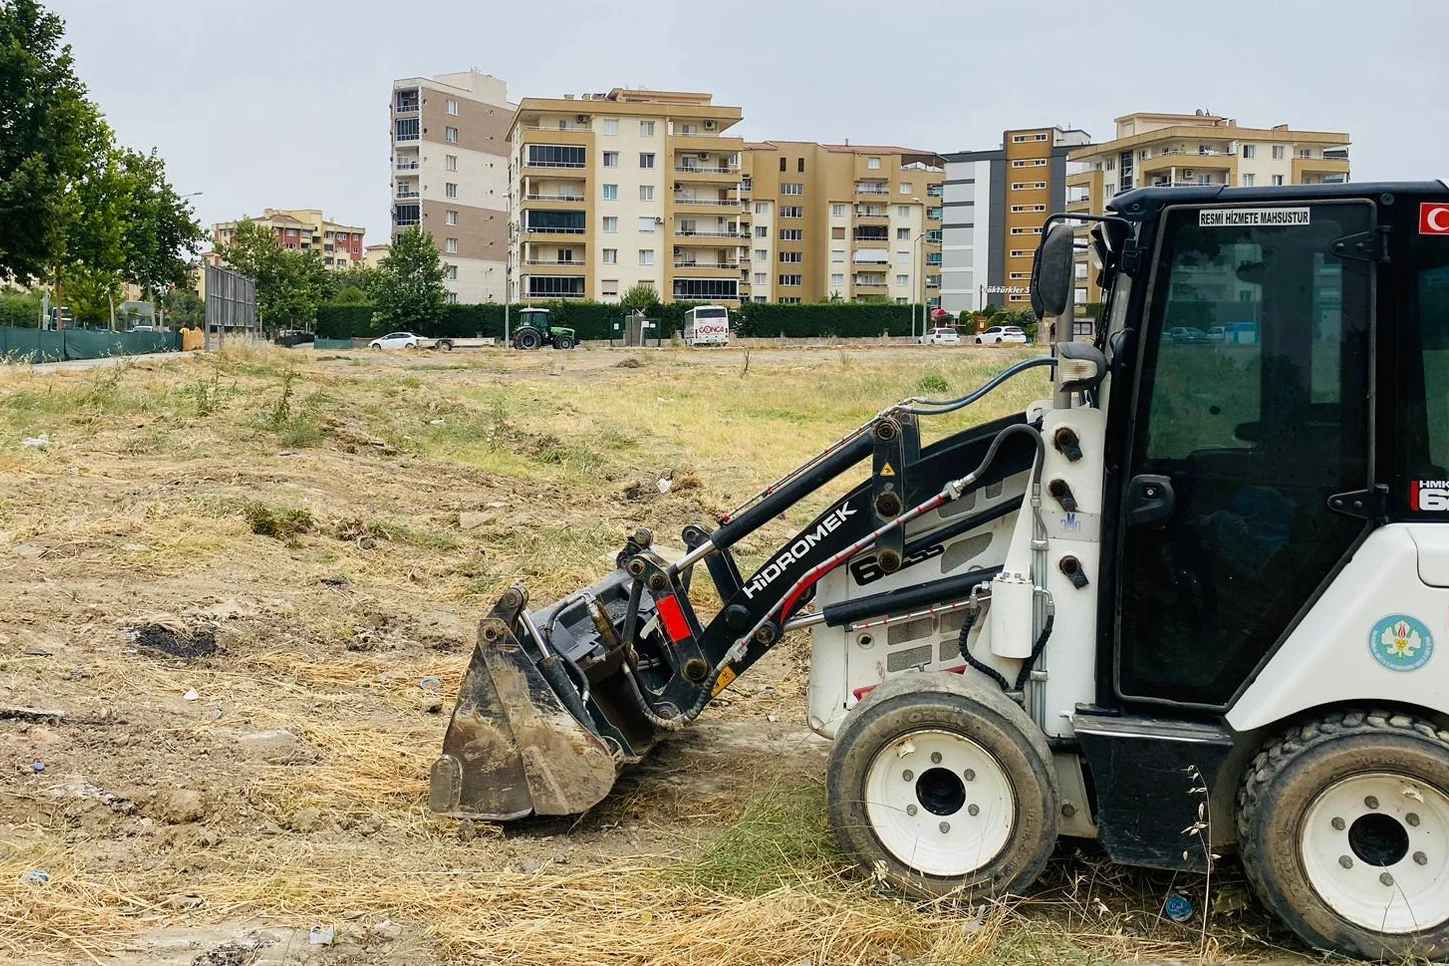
top-left (430, 181), bottom-right (1449, 960)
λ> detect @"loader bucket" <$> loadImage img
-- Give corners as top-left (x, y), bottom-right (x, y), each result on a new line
top-left (429, 586), bottom-right (620, 820)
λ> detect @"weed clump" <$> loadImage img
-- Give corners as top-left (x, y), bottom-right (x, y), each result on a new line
top-left (243, 502), bottom-right (314, 545)
top-left (916, 371), bottom-right (950, 395)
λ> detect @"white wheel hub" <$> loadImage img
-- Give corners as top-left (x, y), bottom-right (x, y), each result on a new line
top-left (863, 728), bottom-right (1014, 878)
top-left (1300, 772), bottom-right (1449, 933)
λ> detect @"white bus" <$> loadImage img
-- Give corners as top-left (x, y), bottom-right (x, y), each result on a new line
top-left (682, 305), bottom-right (731, 347)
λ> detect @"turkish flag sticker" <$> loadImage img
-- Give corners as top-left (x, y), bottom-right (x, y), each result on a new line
top-left (1421, 203), bottom-right (1449, 235)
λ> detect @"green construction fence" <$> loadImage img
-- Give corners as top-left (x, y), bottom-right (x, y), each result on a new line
top-left (0, 326), bottom-right (182, 364)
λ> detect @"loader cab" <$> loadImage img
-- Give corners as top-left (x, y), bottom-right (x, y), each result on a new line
top-left (1035, 184), bottom-right (1449, 715)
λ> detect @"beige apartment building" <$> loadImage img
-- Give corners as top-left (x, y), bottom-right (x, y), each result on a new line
top-left (391, 71), bottom-right (515, 303)
top-left (507, 88), bottom-right (746, 305)
top-left (211, 209), bottom-right (366, 270)
top-left (1067, 111), bottom-right (1351, 302)
top-left (738, 143), bottom-right (944, 305)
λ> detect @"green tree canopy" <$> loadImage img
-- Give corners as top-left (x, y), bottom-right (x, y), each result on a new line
top-left (215, 219), bottom-right (328, 330)
top-left (618, 282), bottom-right (660, 315)
top-left (371, 227), bottom-right (447, 331)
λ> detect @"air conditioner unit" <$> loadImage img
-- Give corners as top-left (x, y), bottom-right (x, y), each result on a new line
top-left (576, 114), bottom-right (588, 123)
top-left (704, 120), bottom-right (716, 130)
top-left (655, 217), bottom-right (664, 224)
top-left (698, 152), bottom-right (710, 160)
top-left (1183, 169), bottom-right (1194, 178)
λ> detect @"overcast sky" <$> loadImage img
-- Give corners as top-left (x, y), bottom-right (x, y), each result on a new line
top-left (47, 0), bottom-right (1447, 245)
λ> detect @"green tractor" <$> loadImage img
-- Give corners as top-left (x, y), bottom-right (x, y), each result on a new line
top-left (511, 308), bottom-right (576, 350)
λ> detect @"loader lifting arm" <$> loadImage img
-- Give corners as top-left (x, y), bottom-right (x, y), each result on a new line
top-left (430, 356), bottom-right (1063, 820)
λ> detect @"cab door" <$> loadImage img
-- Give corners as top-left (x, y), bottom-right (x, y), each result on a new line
top-left (1113, 200), bottom-right (1375, 708)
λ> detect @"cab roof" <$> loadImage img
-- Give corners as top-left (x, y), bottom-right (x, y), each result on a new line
top-left (1107, 180), bottom-right (1449, 221)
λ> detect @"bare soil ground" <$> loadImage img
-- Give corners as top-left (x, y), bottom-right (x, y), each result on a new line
top-left (0, 345), bottom-right (1304, 965)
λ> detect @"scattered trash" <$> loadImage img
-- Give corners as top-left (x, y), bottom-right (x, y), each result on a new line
top-left (31, 762), bottom-right (45, 774)
top-left (130, 623), bottom-right (217, 660)
top-left (22, 646), bottom-right (52, 657)
top-left (766, 714), bottom-right (779, 723)
top-left (0, 706), bottom-right (67, 724)
top-left (21, 435), bottom-right (49, 450)
top-left (657, 477), bottom-right (673, 494)
top-left (520, 858), bottom-right (543, 874)
top-left (165, 892), bottom-right (205, 910)
top-left (1165, 893), bottom-right (1195, 923)
top-left (183, 689), bottom-right (200, 701)
top-left (308, 925), bottom-right (335, 946)
top-left (369, 918), bottom-right (402, 941)
top-left (25, 870), bottom-right (50, 886)
top-left (419, 677), bottom-right (442, 692)
top-left (65, 666), bottom-right (91, 680)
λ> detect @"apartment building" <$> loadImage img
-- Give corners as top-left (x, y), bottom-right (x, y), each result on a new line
top-left (737, 143), bottom-right (944, 305)
top-left (391, 71), bottom-right (515, 303)
top-left (506, 88), bottom-right (746, 305)
top-left (1067, 112), bottom-right (1352, 302)
top-left (211, 209), bottom-right (367, 269)
top-left (938, 127), bottom-right (1092, 314)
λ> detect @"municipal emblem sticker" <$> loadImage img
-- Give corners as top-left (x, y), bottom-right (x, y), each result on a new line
top-left (1369, 615), bottom-right (1435, 672)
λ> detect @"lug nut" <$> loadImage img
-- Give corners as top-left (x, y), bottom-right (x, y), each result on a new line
top-left (1408, 813), bottom-right (1421, 827)
top-left (906, 804), bottom-right (918, 817)
top-left (1381, 872), bottom-right (1395, 887)
top-left (963, 769), bottom-right (975, 781)
top-left (939, 822), bottom-right (950, 833)
top-left (902, 770), bottom-right (914, 781)
top-left (1332, 817), bottom-right (1346, 831)
top-left (1339, 855), bottom-right (1354, 869)
top-left (1365, 795), bottom-right (1380, 810)
top-left (1416, 852), bottom-right (1429, 866)
top-left (968, 804), bottom-right (980, 817)
top-left (931, 752), bottom-right (942, 764)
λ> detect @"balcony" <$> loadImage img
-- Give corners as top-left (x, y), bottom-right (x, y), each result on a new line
top-left (524, 225), bottom-right (587, 236)
top-left (1292, 156), bottom-right (1351, 180)
top-left (396, 188), bottom-right (420, 200)
top-left (673, 260), bottom-right (741, 270)
top-left (673, 197), bottom-right (740, 208)
top-left (1140, 152), bottom-right (1234, 175)
top-left (395, 157), bottom-right (420, 171)
top-left (852, 233), bottom-right (890, 247)
top-left (674, 228), bottom-right (744, 241)
top-left (521, 123), bottom-right (592, 132)
top-left (674, 164), bottom-right (741, 185)
top-left (525, 158), bottom-right (587, 170)
top-left (855, 182), bottom-right (890, 195)
top-left (854, 275), bottom-right (888, 288)
top-left (855, 207), bottom-right (889, 220)
top-left (520, 128), bottom-right (593, 149)
top-left (394, 91), bottom-right (420, 114)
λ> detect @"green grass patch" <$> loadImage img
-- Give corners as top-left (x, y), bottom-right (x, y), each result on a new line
top-left (675, 782), bottom-right (841, 896)
top-left (242, 502), bottom-right (314, 545)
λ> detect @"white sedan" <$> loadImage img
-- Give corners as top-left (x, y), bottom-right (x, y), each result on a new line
top-left (369, 331), bottom-right (422, 350)
top-left (975, 325), bottom-right (1028, 345)
top-left (919, 327), bottom-right (961, 346)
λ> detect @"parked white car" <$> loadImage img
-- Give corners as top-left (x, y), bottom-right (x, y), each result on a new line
top-left (370, 331), bottom-right (422, 350)
top-left (919, 327), bottom-right (961, 346)
top-left (975, 325), bottom-right (1028, 345)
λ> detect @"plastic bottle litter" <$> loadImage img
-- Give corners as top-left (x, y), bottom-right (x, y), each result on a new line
top-left (22, 435), bottom-right (49, 450)
top-left (30, 762), bottom-right (44, 774)
top-left (26, 870), bottom-right (50, 886)
top-left (183, 689), bottom-right (199, 701)
top-left (419, 677), bottom-right (442, 692)
top-left (1165, 893), bottom-right (1194, 923)
top-left (308, 925), bottom-right (335, 946)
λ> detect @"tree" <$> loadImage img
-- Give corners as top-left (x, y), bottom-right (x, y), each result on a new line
top-left (331, 284), bottom-right (368, 306)
top-left (162, 286), bottom-right (204, 328)
top-left (618, 282), bottom-right (659, 315)
top-left (214, 219), bottom-right (328, 331)
top-left (321, 264), bottom-right (378, 302)
top-left (371, 227), bottom-right (447, 331)
top-left (0, 289), bottom-right (41, 328)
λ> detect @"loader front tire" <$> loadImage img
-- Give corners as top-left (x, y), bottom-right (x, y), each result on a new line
top-left (827, 672), bottom-right (1059, 900)
top-left (1237, 709), bottom-right (1449, 960)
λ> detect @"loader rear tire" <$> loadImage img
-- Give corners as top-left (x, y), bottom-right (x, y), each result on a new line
top-left (1237, 709), bottom-right (1449, 960)
top-left (827, 672), bottom-right (1059, 900)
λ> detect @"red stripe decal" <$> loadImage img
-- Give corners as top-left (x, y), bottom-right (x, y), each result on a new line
top-left (851, 665), bottom-right (966, 701)
top-left (656, 595), bottom-right (691, 642)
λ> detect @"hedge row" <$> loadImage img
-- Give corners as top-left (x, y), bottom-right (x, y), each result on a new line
top-left (314, 300), bottom-right (934, 341)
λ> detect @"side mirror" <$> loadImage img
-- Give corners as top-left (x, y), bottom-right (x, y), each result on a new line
top-left (1030, 222), bottom-right (1076, 319)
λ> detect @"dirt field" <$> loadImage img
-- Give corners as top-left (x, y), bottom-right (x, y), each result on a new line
top-left (0, 344), bottom-right (1302, 965)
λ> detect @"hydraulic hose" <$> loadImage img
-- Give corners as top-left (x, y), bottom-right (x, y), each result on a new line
top-left (957, 606), bottom-right (1010, 692)
top-left (1014, 601), bottom-right (1056, 692)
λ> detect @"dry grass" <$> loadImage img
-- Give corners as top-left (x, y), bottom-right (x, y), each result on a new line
top-left (0, 345), bottom-right (1302, 965)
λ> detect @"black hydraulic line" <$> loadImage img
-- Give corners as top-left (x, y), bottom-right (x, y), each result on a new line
top-left (538, 654), bottom-right (593, 727)
top-left (821, 566), bottom-right (1001, 628)
top-left (957, 608), bottom-right (1009, 692)
top-left (906, 356), bottom-right (1057, 415)
top-left (900, 497), bottom-right (1022, 560)
top-left (1014, 612), bottom-right (1056, 692)
top-left (711, 431), bottom-right (875, 551)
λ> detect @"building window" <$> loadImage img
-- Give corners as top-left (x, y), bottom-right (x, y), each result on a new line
top-left (779, 157), bottom-right (787, 172)
top-left (601, 279), bottom-right (619, 297)
top-left (832, 226), bottom-right (846, 239)
top-left (601, 118), bottom-right (619, 136)
top-left (896, 250), bottom-right (911, 264)
top-left (640, 120), bottom-right (654, 136)
top-left (603, 216), bottom-right (618, 232)
top-left (755, 202), bottom-right (771, 214)
top-left (1242, 144), bottom-right (1256, 159)
top-left (754, 272), bottom-right (767, 284)
top-left (1272, 174), bottom-right (1285, 186)
top-left (636, 185), bottom-right (653, 201)
top-left (831, 204), bottom-right (846, 217)
top-left (445, 126), bottom-right (458, 143)
top-left (1105, 183), bottom-right (1116, 195)
top-left (1272, 145), bottom-right (1286, 160)
top-left (1242, 173), bottom-right (1256, 187)
top-left (445, 264), bottom-right (458, 280)
top-left (831, 250), bottom-right (845, 263)
top-left (603, 151), bottom-right (618, 167)
top-left (1009, 249), bottom-right (1034, 258)
top-left (1010, 226), bottom-right (1043, 235)
top-left (446, 99), bottom-right (458, 115)
top-left (527, 144), bottom-right (586, 167)
top-left (602, 184), bottom-right (618, 200)
top-left (639, 152), bottom-right (655, 168)
top-left (446, 291), bottom-right (459, 304)
top-left (781, 183), bottom-right (803, 195)
top-left (395, 118), bottom-right (420, 141)
top-left (1010, 204), bottom-right (1046, 213)
top-left (897, 205), bottom-right (912, 218)
top-left (603, 249), bottom-right (618, 264)
top-left (797, 157), bottom-right (805, 173)
top-left (896, 228), bottom-right (910, 240)
top-left (1010, 158), bottom-right (1047, 168)
top-left (1009, 272), bottom-right (1031, 280)
top-left (779, 274), bottom-right (802, 286)
top-left (443, 182), bottom-right (457, 199)
top-left (896, 274), bottom-right (909, 286)
top-left (639, 249), bottom-right (654, 265)
top-left (445, 154), bottom-right (458, 171)
top-left (446, 238), bottom-right (458, 253)
top-left (1011, 181), bottom-right (1047, 190)
top-left (781, 206), bottom-right (803, 218)
top-left (446, 210), bottom-right (458, 226)
top-left (637, 216), bottom-right (656, 232)
top-left (831, 273), bottom-right (844, 285)
top-left (779, 251), bottom-right (802, 263)
top-left (867, 157), bottom-right (881, 169)
top-left (779, 229), bottom-right (802, 240)
top-left (755, 226), bottom-right (768, 238)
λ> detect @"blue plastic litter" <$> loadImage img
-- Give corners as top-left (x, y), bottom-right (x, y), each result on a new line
top-left (1165, 893), bottom-right (1194, 923)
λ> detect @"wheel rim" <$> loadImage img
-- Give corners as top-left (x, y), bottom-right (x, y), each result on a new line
top-left (1300, 771), bottom-right (1449, 933)
top-left (863, 728), bottom-right (1015, 878)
